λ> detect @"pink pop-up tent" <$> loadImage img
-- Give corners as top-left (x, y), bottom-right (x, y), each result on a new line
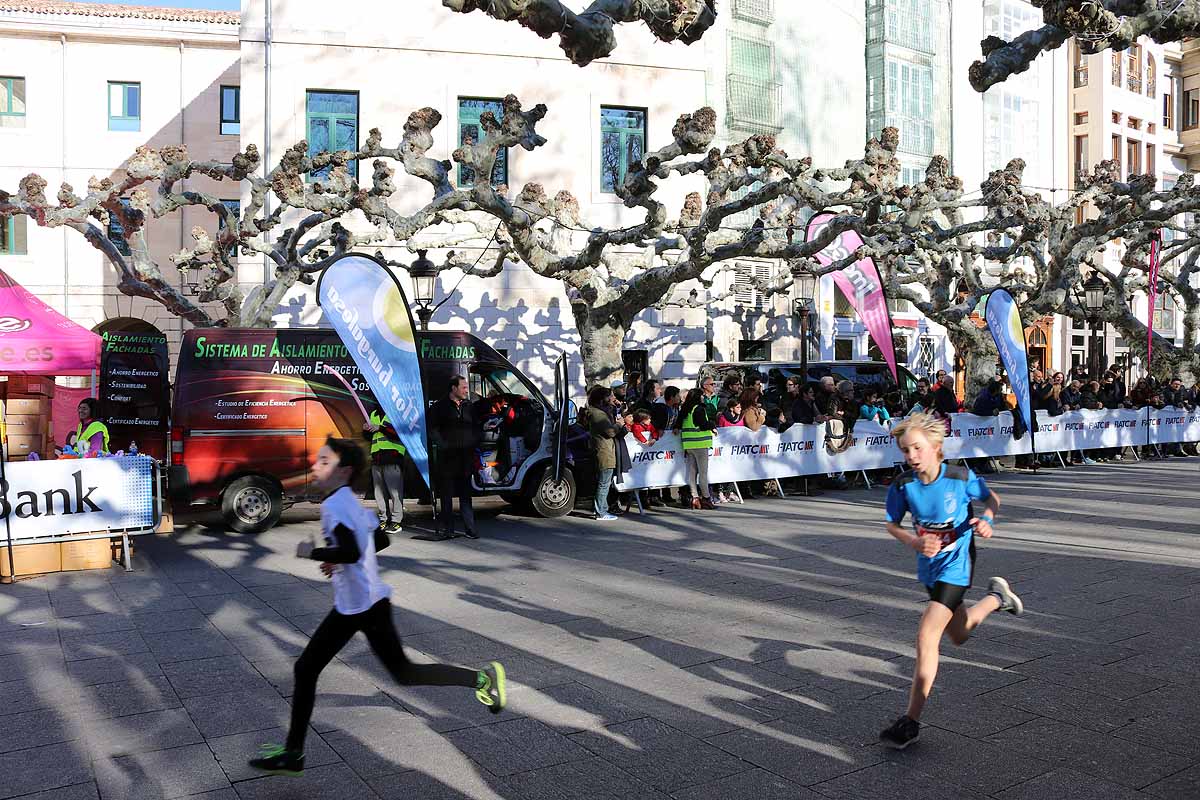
top-left (0, 269), bottom-right (101, 375)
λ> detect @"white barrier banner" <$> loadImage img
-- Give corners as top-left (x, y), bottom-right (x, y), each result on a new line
top-left (1147, 407), bottom-right (1200, 445)
top-left (616, 408), bottom-right (1200, 490)
top-left (0, 456), bottom-right (159, 542)
top-left (943, 412), bottom-right (1032, 459)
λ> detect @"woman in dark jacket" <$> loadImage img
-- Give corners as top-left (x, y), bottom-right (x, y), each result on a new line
top-left (583, 386), bottom-right (623, 520)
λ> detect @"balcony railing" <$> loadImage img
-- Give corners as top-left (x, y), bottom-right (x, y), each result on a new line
top-left (726, 74), bottom-right (783, 134)
top-left (732, 0), bottom-right (774, 25)
top-left (1128, 75), bottom-right (1143, 94)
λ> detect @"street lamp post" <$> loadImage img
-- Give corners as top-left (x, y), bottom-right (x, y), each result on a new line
top-left (1082, 273), bottom-right (1107, 380)
top-left (408, 249), bottom-right (437, 331)
top-left (792, 262), bottom-right (817, 380)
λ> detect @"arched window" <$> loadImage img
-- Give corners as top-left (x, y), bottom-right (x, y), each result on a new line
top-left (1028, 327), bottom-right (1047, 348)
top-left (1147, 53), bottom-right (1157, 98)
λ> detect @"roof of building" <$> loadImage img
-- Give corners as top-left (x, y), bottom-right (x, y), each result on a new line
top-left (0, 0), bottom-right (239, 25)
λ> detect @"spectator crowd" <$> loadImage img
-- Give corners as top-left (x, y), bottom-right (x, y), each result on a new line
top-left (579, 366), bottom-right (1200, 519)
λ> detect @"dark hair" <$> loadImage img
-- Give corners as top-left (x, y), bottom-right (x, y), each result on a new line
top-left (641, 379), bottom-right (661, 402)
top-left (723, 373), bottom-right (743, 389)
top-left (739, 388), bottom-right (761, 409)
top-left (633, 410), bottom-right (650, 423)
top-left (78, 397), bottom-right (101, 420)
top-left (324, 436), bottom-right (366, 484)
top-left (863, 387), bottom-right (880, 402)
top-left (674, 388), bottom-right (704, 431)
top-left (587, 386), bottom-right (611, 408)
top-left (664, 385), bottom-right (680, 402)
top-left (448, 375), bottom-right (466, 391)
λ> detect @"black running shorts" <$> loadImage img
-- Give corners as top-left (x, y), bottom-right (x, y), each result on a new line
top-left (926, 581), bottom-right (969, 611)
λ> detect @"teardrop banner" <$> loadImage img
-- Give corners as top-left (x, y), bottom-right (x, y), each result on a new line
top-left (807, 212), bottom-right (898, 383)
top-left (983, 288), bottom-right (1034, 447)
top-left (316, 254), bottom-right (430, 489)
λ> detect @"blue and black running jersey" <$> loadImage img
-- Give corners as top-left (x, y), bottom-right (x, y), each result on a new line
top-left (885, 463), bottom-right (991, 588)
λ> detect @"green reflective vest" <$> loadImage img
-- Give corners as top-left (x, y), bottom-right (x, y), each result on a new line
top-left (680, 407), bottom-right (712, 451)
top-left (369, 410), bottom-right (406, 455)
top-left (76, 420), bottom-right (110, 455)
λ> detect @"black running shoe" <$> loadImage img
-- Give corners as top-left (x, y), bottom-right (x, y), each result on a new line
top-left (987, 576), bottom-right (1024, 616)
top-left (879, 715), bottom-right (920, 750)
top-left (475, 661), bottom-right (507, 714)
top-left (248, 744), bottom-right (304, 776)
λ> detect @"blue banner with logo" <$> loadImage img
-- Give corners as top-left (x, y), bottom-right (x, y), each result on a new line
top-left (983, 289), bottom-right (1033, 443)
top-left (316, 254), bottom-right (430, 488)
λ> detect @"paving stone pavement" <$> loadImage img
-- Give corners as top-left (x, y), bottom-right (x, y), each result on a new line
top-left (1, 458), bottom-right (1199, 799)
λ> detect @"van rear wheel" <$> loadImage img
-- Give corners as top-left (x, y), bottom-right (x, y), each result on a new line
top-left (222, 476), bottom-right (283, 533)
top-left (528, 465), bottom-right (575, 518)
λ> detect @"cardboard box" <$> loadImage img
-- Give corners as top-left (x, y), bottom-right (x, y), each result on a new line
top-left (4, 414), bottom-right (45, 435)
top-left (4, 397), bottom-right (51, 416)
top-left (6, 377), bottom-right (55, 397)
top-left (61, 538), bottom-right (112, 572)
top-left (6, 434), bottom-right (44, 458)
top-left (0, 542), bottom-right (62, 578)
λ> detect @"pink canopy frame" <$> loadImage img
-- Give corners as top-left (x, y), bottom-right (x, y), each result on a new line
top-left (0, 269), bottom-right (101, 375)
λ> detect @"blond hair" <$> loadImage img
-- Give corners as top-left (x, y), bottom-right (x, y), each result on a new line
top-left (890, 412), bottom-right (947, 449)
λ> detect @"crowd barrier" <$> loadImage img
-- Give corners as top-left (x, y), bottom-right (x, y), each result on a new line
top-left (615, 407), bottom-right (1200, 491)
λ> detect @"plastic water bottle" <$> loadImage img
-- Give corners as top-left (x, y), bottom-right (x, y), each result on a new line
top-left (129, 441), bottom-right (138, 456)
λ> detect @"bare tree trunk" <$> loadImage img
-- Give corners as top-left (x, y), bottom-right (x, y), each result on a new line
top-left (946, 323), bottom-right (999, 409)
top-left (574, 306), bottom-right (628, 390)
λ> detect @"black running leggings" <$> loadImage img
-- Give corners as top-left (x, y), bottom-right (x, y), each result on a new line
top-left (287, 598), bottom-right (477, 751)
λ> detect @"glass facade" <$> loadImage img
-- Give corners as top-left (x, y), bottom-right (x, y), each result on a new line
top-left (865, 0), bottom-right (949, 182)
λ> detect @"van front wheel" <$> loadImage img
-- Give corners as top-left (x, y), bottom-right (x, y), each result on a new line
top-left (528, 466), bottom-right (576, 518)
top-left (222, 476), bottom-right (283, 533)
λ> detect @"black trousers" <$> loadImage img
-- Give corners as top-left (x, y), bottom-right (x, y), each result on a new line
top-left (435, 468), bottom-right (476, 534)
top-left (286, 599), bottom-right (477, 751)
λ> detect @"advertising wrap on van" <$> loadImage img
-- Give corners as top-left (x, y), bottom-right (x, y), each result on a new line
top-left (316, 254), bottom-right (431, 489)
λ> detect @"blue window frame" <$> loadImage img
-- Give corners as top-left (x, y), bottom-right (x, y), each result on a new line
top-left (306, 90), bottom-right (358, 179)
top-left (600, 106), bottom-right (646, 194)
top-left (220, 86), bottom-right (240, 136)
top-left (108, 82), bottom-right (140, 132)
top-left (457, 98), bottom-right (508, 188)
top-left (217, 199), bottom-right (240, 257)
top-left (0, 77), bottom-right (26, 128)
top-left (107, 198), bottom-right (133, 256)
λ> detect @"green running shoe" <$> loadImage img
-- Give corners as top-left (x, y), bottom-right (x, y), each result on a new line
top-left (248, 744), bottom-right (304, 776)
top-left (476, 661), bottom-right (507, 714)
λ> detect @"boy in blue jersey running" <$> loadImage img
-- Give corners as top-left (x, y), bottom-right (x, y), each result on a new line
top-left (879, 413), bottom-right (1023, 750)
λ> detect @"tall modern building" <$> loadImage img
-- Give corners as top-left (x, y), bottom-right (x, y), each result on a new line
top-left (706, 0), bottom-right (867, 366)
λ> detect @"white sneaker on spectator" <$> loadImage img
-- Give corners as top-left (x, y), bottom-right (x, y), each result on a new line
top-left (1082, 457), bottom-right (1097, 465)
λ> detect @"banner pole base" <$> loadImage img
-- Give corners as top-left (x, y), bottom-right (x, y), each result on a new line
top-left (774, 479), bottom-right (785, 497)
top-left (860, 470), bottom-right (872, 489)
top-left (121, 532), bottom-right (133, 572)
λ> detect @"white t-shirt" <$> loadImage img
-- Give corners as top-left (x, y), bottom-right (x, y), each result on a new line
top-left (321, 486), bottom-right (391, 615)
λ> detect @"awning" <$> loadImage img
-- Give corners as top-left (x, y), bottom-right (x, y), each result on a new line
top-left (0, 269), bottom-right (102, 375)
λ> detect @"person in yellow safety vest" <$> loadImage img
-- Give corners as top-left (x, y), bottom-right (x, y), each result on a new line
top-left (75, 397), bottom-right (111, 457)
top-left (674, 388), bottom-right (716, 510)
top-left (363, 408), bottom-right (406, 533)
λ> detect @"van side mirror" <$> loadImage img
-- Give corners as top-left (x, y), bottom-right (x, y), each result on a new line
top-left (565, 399), bottom-right (578, 419)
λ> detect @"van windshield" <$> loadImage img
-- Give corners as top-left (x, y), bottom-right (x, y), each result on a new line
top-left (471, 367), bottom-right (533, 403)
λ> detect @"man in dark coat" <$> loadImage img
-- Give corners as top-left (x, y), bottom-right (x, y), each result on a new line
top-left (418, 375), bottom-right (480, 541)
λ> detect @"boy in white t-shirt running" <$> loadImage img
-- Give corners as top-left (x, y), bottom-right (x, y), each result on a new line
top-left (878, 413), bottom-right (1023, 750)
top-left (249, 437), bottom-right (506, 776)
